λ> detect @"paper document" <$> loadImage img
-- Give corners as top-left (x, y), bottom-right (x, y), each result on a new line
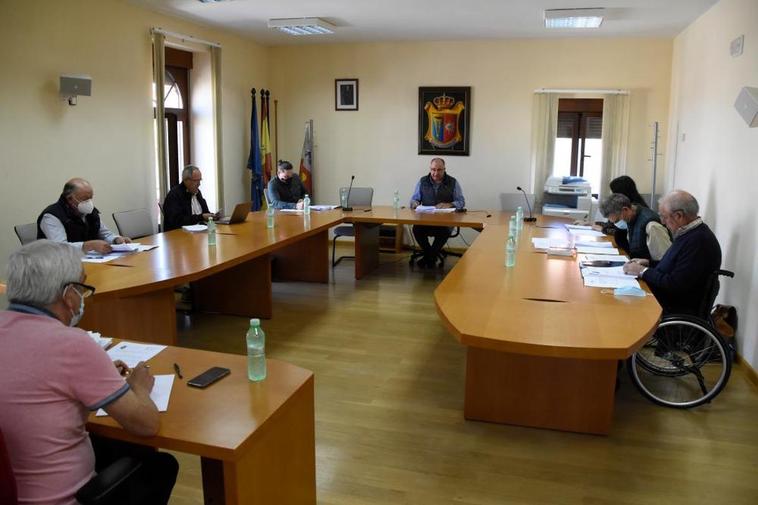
top-left (310, 205), bottom-right (339, 211)
top-left (575, 245), bottom-right (620, 255)
top-left (111, 243), bottom-right (139, 252)
top-left (182, 224), bottom-right (207, 232)
top-left (87, 331), bottom-right (112, 350)
top-left (574, 239), bottom-right (613, 248)
top-left (414, 205), bottom-right (456, 213)
top-left (532, 238), bottom-right (571, 251)
top-left (279, 209), bottom-right (302, 214)
top-left (135, 244), bottom-right (159, 251)
top-left (565, 224), bottom-right (593, 231)
top-left (96, 375), bottom-right (174, 416)
top-left (578, 254), bottom-right (629, 263)
top-left (581, 266), bottom-right (636, 279)
top-left (568, 229), bottom-right (605, 238)
top-left (107, 341), bottom-right (166, 368)
top-left (82, 253), bottom-right (121, 263)
top-left (583, 276), bottom-right (641, 289)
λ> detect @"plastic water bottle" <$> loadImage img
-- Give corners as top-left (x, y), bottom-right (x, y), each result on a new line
top-left (510, 215), bottom-right (519, 242)
top-left (303, 194), bottom-right (311, 215)
top-left (505, 235), bottom-right (516, 268)
top-left (393, 190), bottom-right (401, 210)
top-left (266, 206), bottom-right (275, 228)
top-left (207, 217), bottom-right (216, 246)
top-left (246, 318), bottom-right (266, 381)
top-left (516, 206), bottom-right (524, 231)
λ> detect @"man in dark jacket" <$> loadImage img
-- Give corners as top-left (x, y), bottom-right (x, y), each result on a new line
top-left (624, 190), bottom-right (721, 315)
top-left (409, 158), bottom-right (465, 268)
top-left (37, 178), bottom-right (130, 253)
top-left (163, 165), bottom-right (217, 231)
top-left (267, 160), bottom-right (306, 210)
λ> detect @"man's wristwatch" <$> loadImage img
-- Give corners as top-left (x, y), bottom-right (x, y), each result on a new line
top-left (638, 267), bottom-right (648, 279)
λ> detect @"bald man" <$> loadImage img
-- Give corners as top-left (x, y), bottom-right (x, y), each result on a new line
top-left (623, 190), bottom-right (721, 315)
top-left (37, 178), bottom-right (130, 254)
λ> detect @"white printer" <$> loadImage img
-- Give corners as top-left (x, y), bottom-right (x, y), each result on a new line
top-left (541, 176), bottom-right (597, 220)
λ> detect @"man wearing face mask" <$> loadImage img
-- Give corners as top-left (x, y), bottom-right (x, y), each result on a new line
top-left (599, 193), bottom-right (671, 263)
top-left (623, 190), bottom-right (722, 315)
top-left (163, 165), bottom-right (219, 231)
top-left (267, 160), bottom-right (306, 209)
top-left (0, 240), bottom-right (178, 504)
top-left (37, 178), bottom-right (130, 254)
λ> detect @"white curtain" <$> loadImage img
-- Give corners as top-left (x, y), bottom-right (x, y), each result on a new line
top-left (210, 45), bottom-right (224, 208)
top-left (529, 92), bottom-right (560, 210)
top-left (151, 32), bottom-right (168, 202)
top-left (599, 93), bottom-right (630, 203)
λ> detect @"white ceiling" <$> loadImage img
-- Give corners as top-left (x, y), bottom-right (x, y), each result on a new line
top-left (130, 0), bottom-right (719, 46)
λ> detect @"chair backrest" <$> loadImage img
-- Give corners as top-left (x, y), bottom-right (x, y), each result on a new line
top-left (13, 223), bottom-right (37, 245)
top-left (0, 428), bottom-right (18, 505)
top-left (339, 187), bottom-right (373, 207)
top-left (112, 209), bottom-right (154, 239)
top-left (700, 269), bottom-right (735, 320)
top-left (263, 188), bottom-right (272, 207)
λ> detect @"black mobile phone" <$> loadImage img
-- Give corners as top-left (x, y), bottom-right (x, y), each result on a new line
top-left (187, 367), bottom-right (231, 388)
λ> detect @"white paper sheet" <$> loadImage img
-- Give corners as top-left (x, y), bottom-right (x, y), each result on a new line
top-left (310, 205), bottom-right (339, 211)
top-left (110, 243), bottom-right (139, 252)
top-left (583, 275), bottom-right (641, 289)
top-left (82, 253), bottom-right (121, 263)
top-left (573, 239), bottom-right (613, 248)
top-left (578, 254), bottom-right (629, 263)
top-left (279, 209), bottom-right (302, 213)
top-left (96, 375), bottom-right (174, 416)
top-left (532, 237), bottom-right (572, 251)
top-left (581, 266), bottom-right (636, 279)
top-left (414, 205), bottom-right (456, 213)
top-left (575, 245), bottom-right (620, 255)
top-left (107, 341), bottom-right (166, 368)
top-left (182, 224), bottom-right (207, 232)
top-left (565, 224), bottom-right (593, 230)
top-left (568, 229), bottom-right (605, 238)
top-left (87, 331), bottom-right (112, 349)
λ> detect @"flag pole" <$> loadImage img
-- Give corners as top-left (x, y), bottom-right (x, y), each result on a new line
top-left (274, 99), bottom-right (279, 164)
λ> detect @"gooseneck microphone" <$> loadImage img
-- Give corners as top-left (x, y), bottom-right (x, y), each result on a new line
top-left (343, 175), bottom-right (355, 211)
top-left (516, 186), bottom-right (537, 222)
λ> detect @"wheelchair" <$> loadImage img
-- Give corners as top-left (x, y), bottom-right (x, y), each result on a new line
top-left (627, 269), bottom-right (735, 409)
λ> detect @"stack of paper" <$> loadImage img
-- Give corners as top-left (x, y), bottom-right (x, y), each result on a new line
top-left (578, 254), bottom-right (629, 263)
top-left (575, 245), bottom-right (620, 255)
top-left (414, 205), bottom-right (456, 213)
top-left (106, 341), bottom-right (166, 368)
top-left (583, 275), bottom-right (641, 289)
top-left (182, 224), bottom-right (207, 232)
top-left (531, 237), bottom-right (572, 251)
top-left (111, 243), bottom-right (158, 252)
top-left (96, 375), bottom-right (174, 416)
top-left (310, 205), bottom-right (339, 211)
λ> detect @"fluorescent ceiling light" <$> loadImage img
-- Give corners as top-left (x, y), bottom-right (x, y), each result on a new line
top-left (268, 17), bottom-right (336, 36)
top-left (544, 8), bottom-right (604, 29)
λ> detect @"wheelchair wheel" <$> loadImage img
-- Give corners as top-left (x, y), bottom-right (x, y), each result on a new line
top-left (627, 315), bottom-right (731, 409)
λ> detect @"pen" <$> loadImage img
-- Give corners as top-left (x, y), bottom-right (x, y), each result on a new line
top-left (173, 363), bottom-right (183, 379)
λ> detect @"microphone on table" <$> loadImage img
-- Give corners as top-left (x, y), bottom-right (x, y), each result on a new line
top-left (343, 175), bottom-right (355, 211)
top-left (516, 186), bottom-right (537, 222)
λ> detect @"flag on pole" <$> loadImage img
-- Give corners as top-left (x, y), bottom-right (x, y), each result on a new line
top-left (260, 90), bottom-right (273, 186)
top-left (299, 120), bottom-right (313, 196)
top-left (246, 88), bottom-right (263, 211)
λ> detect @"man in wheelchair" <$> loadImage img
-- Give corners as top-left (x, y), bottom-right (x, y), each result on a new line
top-left (623, 190), bottom-right (721, 316)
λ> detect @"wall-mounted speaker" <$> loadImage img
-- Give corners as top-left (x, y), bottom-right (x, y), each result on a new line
top-left (734, 86), bottom-right (758, 127)
top-left (60, 74), bottom-right (92, 105)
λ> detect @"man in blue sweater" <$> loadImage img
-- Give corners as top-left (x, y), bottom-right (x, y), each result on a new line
top-left (623, 190), bottom-right (721, 315)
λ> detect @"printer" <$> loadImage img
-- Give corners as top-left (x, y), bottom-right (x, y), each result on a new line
top-left (541, 176), bottom-right (597, 220)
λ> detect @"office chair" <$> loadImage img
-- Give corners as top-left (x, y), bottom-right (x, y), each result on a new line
top-left (263, 188), bottom-right (272, 207)
top-left (0, 427), bottom-right (143, 505)
top-left (13, 223), bottom-right (37, 245)
top-left (409, 227), bottom-right (462, 269)
top-left (332, 187), bottom-right (374, 267)
top-left (112, 209), bottom-right (154, 239)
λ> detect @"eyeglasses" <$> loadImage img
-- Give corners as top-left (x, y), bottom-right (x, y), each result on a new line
top-left (66, 282), bottom-right (96, 298)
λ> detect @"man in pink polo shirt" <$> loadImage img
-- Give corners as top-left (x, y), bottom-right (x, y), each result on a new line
top-left (0, 240), bottom-right (177, 504)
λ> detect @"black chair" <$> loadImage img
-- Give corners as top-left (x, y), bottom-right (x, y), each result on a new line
top-left (626, 269), bottom-right (735, 409)
top-left (409, 227), bottom-right (462, 269)
top-left (332, 187), bottom-right (374, 267)
top-left (0, 427), bottom-right (143, 505)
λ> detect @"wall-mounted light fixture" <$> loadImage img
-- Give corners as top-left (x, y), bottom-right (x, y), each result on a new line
top-left (60, 74), bottom-right (92, 106)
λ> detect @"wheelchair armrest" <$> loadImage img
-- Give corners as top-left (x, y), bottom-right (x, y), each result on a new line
top-left (716, 269), bottom-right (734, 278)
top-left (75, 457), bottom-right (142, 505)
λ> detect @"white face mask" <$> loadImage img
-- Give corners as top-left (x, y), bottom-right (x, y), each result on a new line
top-left (66, 285), bottom-right (85, 327)
top-left (77, 199), bottom-right (95, 215)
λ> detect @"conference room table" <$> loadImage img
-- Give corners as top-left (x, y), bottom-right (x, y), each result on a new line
top-left (87, 344), bottom-right (316, 505)
top-left (434, 216), bottom-right (662, 434)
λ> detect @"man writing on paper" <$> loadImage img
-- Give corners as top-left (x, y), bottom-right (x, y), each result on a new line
top-left (0, 240), bottom-right (178, 504)
top-left (268, 160), bottom-right (307, 209)
top-left (409, 158), bottom-right (466, 268)
top-left (623, 190), bottom-right (721, 315)
top-left (37, 178), bottom-right (131, 254)
top-left (163, 165), bottom-right (219, 231)
top-left (599, 193), bottom-right (671, 263)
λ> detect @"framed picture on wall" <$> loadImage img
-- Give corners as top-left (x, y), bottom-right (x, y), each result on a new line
top-left (335, 79), bottom-right (359, 111)
top-left (418, 86), bottom-right (471, 156)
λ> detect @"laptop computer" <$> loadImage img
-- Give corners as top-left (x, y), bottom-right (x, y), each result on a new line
top-left (216, 202), bottom-right (250, 224)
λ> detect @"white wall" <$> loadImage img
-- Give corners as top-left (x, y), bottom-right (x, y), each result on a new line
top-left (0, 0), bottom-right (267, 275)
top-left (666, 0), bottom-right (758, 369)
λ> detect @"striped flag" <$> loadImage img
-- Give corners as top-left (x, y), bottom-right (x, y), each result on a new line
top-left (260, 90), bottom-right (273, 186)
top-left (299, 120), bottom-right (313, 196)
top-left (246, 89), bottom-right (263, 211)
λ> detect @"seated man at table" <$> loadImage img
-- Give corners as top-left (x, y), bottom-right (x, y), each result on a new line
top-left (0, 240), bottom-right (178, 505)
top-left (409, 157), bottom-right (465, 268)
top-left (163, 164), bottom-right (218, 231)
top-left (268, 160), bottom-right (306, 209)
top-left (37, 177), bottom-right (131, 254)
top-left (623, 190), bottom-right (721, 315)
top-left (599, 193), bottom-right (671, 264)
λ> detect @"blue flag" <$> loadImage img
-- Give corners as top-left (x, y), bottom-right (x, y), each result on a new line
top-left (247, 89), bottom-right (263, 211)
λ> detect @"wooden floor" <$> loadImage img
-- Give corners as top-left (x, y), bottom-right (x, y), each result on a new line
top-left (168, 244), bottom-right (758, 505)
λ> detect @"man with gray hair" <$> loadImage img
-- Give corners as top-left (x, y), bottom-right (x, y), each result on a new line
top-left (0, 240), bottom-right (178, 504)
top-left (624, 190), bottom-right (721, 315)
top-left (37, 177), bottom-right (131, 253)
top-left (163, 165), bottom-right (218, 231)
top-left (599, 192), bottom-right (671, 262)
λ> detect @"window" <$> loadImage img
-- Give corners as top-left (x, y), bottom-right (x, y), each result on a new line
top-left (552, 98), bottom-right (603, 194)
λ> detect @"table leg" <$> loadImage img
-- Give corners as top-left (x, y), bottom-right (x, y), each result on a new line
top-left (464, 347), bottom-right (617, 435)
top-left (81, 288), bottom-right (177, 345)
top-left (193, 254), bottom-right (273, 319)
top-left (199, 377), bottom-right (316, 504)
top-left (272, 231), bottom-right (329, 283)
top-left (354, 223), bottom-right (380, 280)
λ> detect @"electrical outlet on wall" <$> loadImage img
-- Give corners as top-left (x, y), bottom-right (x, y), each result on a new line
top-left (730, 35), bottom-right (744, 57)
